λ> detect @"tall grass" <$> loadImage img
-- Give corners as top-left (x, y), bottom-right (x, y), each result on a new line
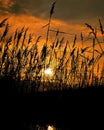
top-left (0, 2), bottom-right (104, 93)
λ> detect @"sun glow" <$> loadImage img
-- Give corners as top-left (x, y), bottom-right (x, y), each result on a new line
top-left (47, 125), bottom-right (55, 130)
top-left (44, 68), bottom-right (53, 76)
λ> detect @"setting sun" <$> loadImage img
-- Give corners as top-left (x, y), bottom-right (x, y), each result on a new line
top-left (44, 68), bottom-right (53, 76)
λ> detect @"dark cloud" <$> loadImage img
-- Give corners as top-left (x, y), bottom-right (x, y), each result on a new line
top-left (7, 0), bottom-right (53, 18)
top-left (54, 0), bottom-right (104, 20)
top-left (0, 0), bottom-right (104, 21)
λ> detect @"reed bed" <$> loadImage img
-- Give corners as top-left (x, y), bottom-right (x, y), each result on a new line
top-left (0, 2), bottom-right (104, 93)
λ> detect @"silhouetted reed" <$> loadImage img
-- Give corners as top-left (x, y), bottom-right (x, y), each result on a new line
top-left (0, 3), bottom-right (104, 94)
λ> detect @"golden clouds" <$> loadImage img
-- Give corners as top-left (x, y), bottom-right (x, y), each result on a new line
top-left (0, 14), bottom-right (46, 35)
top-left (0, 14), bottom-right (90, 53)
top-left (0, 0), bottom-right (15, 8)
top-left (1, 13), bottom-right (101, 49)
top-left (0, 14), bottom-right (87, 39)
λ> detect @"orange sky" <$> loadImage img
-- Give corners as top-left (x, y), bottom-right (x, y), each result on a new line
top-left (0, 0), bottom-right (103, 44)
top-left (0, 0), bottom-right (104, 69)
top-left (0, 13), bottom-right (86, 34)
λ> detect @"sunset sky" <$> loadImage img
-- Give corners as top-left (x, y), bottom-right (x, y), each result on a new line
top-left (0, 0), bottom-right (104, 32)
top-left (0, 0), bottom-right (104, 81)
top-left (0, 0), bottom-right (104, 42)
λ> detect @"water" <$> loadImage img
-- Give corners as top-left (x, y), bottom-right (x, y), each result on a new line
top-left (6, 86), bottom-right (104, 130)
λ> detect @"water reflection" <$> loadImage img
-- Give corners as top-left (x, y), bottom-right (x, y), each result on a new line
top-left (30, 124), bottom-right (58, 130)
top-left (47, 125), bottom-right (56, 130)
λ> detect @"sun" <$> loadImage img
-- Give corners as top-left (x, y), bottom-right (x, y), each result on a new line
top-left (47, 125), bottom-right (55, 130)
top-left (44, 68), bottom-right (53, 76)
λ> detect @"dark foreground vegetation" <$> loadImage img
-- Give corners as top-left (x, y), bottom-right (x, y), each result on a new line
top-left (3, 86), bottom-right (104, 130)
top-left (1, 78), bottom-right (104, 130)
